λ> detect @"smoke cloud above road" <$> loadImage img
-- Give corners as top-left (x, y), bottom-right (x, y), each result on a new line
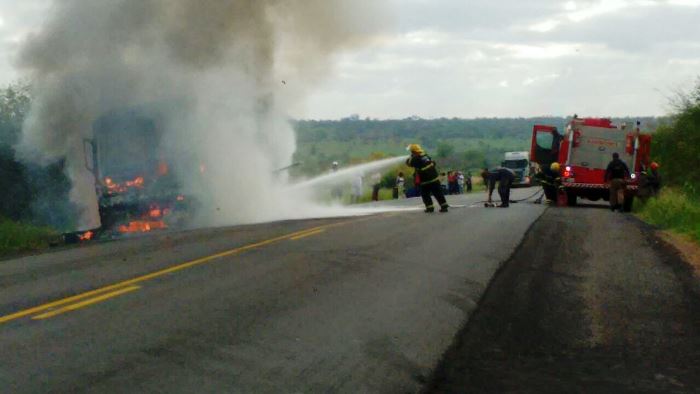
top-left (16, 0), bottom-right (388, 230)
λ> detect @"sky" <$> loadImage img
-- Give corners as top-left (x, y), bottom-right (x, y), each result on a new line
top-left (1, 0), bottom-right (699, 119)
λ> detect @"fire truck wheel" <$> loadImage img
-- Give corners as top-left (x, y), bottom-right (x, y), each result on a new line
top-left (566, 192), bottom-right (578, 207)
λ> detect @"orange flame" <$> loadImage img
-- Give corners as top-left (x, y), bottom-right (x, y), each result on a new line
top-left (78, 231), bottom-right (94, 241)
top-left (118, 220), bottom-right (167, 233)
top-left (149, 206), bottom-right (162, 218)
top-left (105, 176), bottom-right (145, 194)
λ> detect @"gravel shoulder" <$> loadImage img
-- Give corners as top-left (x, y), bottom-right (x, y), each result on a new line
top-left (425, 206), bottom-right (700, 393)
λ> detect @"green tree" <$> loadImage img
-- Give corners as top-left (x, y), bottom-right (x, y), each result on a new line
top-left (436, 141), bottom-right (455, 158)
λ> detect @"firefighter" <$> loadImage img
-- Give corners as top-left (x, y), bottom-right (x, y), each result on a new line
top-left (535, 162), bottom-right (562, 202)
top-left (604, 152), bottom-right (631, 211)
top-left (406, 144), bottom-right (449, 213)
top-left (482, 167), bottom-right (516, 207)
top-left (638, 162), bottom-right (661, 200)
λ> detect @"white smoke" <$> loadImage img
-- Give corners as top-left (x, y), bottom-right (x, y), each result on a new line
top-left (16, 0), bottom-right (389, 230)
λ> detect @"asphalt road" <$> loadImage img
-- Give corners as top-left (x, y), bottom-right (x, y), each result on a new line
top-left (0, 190), bottom-right (545, 393)
top-left (427, 204), bottom-right (700, 393)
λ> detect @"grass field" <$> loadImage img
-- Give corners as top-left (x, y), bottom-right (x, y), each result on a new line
top-left (636, 188), bottom-right (700, 243)
top-left (0, 218), bottom-right (60, 257)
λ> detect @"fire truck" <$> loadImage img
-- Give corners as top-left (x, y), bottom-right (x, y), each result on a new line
top-left (530, 117), bottom-right (652, 211)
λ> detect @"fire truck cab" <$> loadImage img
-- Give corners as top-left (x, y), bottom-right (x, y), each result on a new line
top-left (530, 117), bottom-right (651, 211)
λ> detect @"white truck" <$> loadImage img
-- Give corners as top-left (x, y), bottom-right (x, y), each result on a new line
top-left (502, 151), bottom-right (534, 187)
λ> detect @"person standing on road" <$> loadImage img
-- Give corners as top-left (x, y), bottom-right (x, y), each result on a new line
top-left (457, 172), bottom-right (465, 194)
top-left (406, 144), bottom-right (449, 213)
top-left (447, 171), bottom-right (458, 194)
top-left (465, 171), bottom-right (473, 193)
top-left (394, 172), bottom-right (405, 199)
top-left (481, 167), bottom-right (516, 208)
top-left (604, 152), bottom-right (631, 212)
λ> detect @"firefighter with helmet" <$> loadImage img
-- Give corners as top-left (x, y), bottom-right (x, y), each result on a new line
top-left (406, 144), bottom-right (449, 213)
top-left (638, 161), bottom-right (661, 200)
top-left (535, 162), bottom-right (562, 202)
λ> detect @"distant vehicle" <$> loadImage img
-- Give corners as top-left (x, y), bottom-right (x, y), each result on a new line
top-left (530, 117), bottom-right (652, 211)
top-left (502, 151), bottom-right (533, 187)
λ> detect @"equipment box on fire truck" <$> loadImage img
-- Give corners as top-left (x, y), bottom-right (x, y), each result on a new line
top-left (530, 117), bottom-right (651, 211)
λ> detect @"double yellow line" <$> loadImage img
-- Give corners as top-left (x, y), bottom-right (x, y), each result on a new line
top-left (0, 222), bottom-right (339, 324)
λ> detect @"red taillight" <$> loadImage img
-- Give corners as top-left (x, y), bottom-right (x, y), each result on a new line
top-left (563, 170), bottom-right (571, 177)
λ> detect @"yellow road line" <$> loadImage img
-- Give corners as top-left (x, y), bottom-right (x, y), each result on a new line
top-left (289, 229), bottom-right (325, 241)
top-left (31, 286), bottom-right (141, 320)
top-left (0, 220), bottom-right (360, 325)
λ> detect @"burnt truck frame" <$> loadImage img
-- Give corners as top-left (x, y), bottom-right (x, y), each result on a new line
top-left (83, 108), bottom-right (192, 233)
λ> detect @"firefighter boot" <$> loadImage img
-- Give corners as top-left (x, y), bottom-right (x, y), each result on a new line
top-left (439, 204), bottom-right (449, 213)
top-left (425, 206), bottom-right (435, 213)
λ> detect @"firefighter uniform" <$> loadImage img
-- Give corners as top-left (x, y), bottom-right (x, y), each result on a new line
top-left (484, 167), bottom-right (516, 207)
top-left (535, 163), bottom-right (562, 202)
top-left (604, 153), bottom-right (631, 211)
top-left (406, 145), bottom-right (448, 213)
top-left (638, 162), bottom-right (661, 200)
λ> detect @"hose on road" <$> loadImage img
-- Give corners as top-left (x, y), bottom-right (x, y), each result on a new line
top-left (468, 187), bottom-right (545, 208)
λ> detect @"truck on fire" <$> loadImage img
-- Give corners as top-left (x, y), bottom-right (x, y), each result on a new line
top-left (502, 151), bottom-right (534, 187)
top-left (530, 117), bottom-right (651, 211)
top-left (83, 107), bottom-right (193, 235)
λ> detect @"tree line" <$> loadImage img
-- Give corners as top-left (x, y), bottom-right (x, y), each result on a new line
top-left (0, 84), bottom-right (75, 230)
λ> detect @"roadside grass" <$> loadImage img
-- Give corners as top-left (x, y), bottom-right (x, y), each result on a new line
top-left (635, 188), bottom-right (700, 243)
top-left (0, 218), bottom-right (60, 257)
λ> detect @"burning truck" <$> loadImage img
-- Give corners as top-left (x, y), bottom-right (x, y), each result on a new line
top-left (81, 107), bottom-right (195, 237)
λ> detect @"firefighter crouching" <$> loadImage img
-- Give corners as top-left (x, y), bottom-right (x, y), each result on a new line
top-left (535, 162), bottom-right (562, 203)
top-left (406, 144), bottom-right (449, 213)
top-left (481, 167), bottom-right (516, 208)
top-left (604, 152), bottom-right (631, 212)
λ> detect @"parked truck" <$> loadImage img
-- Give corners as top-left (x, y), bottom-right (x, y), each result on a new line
top-left (502, 151), bottom-right (534, 187)
top-left (530, 117), bottom-right (651, 211)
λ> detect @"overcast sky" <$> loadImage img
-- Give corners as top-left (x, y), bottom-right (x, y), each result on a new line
top-left (1, 0), bottom-right (699, 119)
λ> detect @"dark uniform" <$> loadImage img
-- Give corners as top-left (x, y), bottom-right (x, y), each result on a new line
top-left (604, 155), bottom-right (630, 211)
top-left (407, 154), bottom-right (448, 212)
top-left (638, 166), bottom-right (661, 199)
top-left (485, 167), bottom-right (516, 207)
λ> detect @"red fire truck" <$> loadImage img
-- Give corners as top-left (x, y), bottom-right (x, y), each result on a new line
top-left (530, 117), bottom-right (652, 211)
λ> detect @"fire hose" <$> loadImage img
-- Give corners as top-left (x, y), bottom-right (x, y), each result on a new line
top-left (469, 188), bottom-right (546, 208)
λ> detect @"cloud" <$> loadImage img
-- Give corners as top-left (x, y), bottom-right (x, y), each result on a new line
top-left (1, 0), bottom-right (699, 119)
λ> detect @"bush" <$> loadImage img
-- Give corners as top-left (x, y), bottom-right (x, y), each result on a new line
top-left (0, 218), bottom-right (60, 256)
top-left (636, 189), bottom-right (700, 242)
